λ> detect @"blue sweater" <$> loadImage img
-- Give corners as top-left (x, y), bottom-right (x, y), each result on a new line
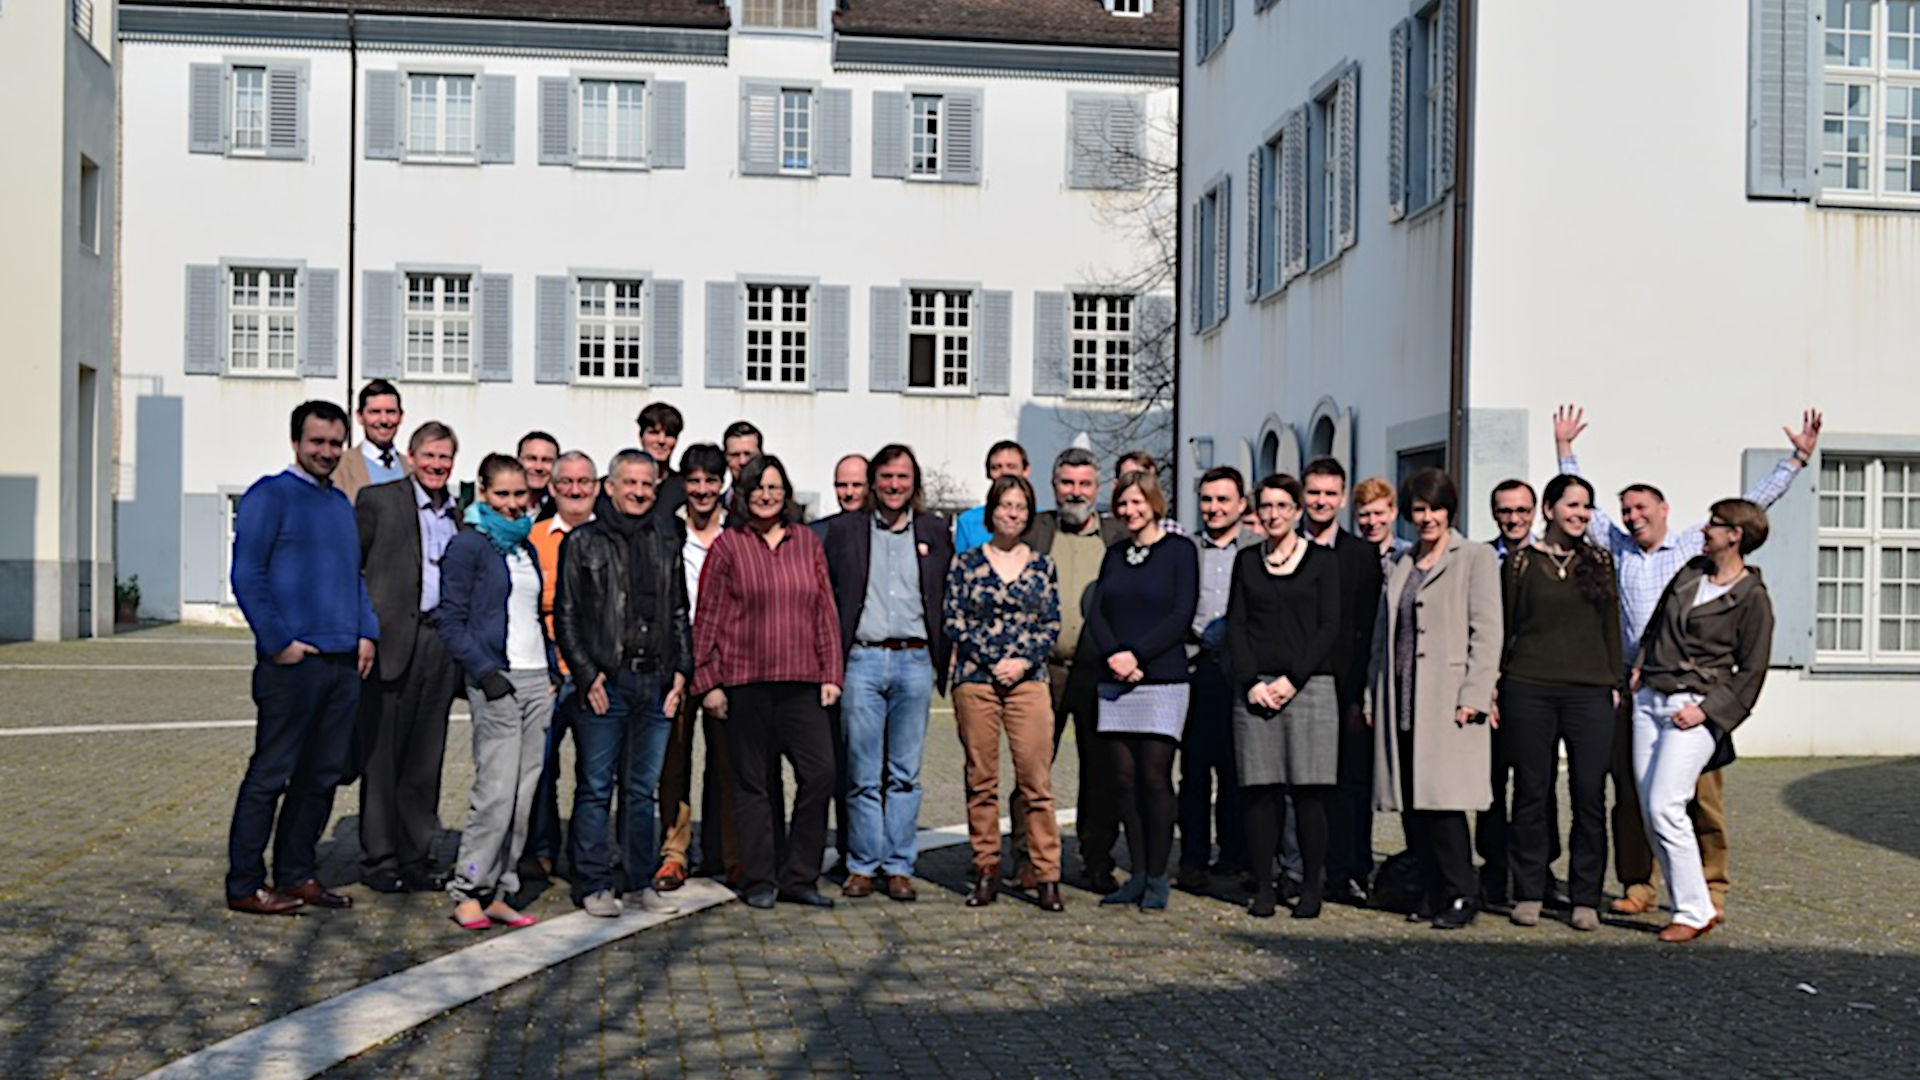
top-left (1086, 533), bottom-right (1200, 684)
top-left (230, 470), bottom-right (378, 657)
top-left (438, 529), bottom-right (555, 684)
top-left (952, 504), bottom-right (990, 553)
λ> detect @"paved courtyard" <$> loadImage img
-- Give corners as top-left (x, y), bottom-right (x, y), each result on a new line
top-left (1, 626), bottom-right (1916, 1078)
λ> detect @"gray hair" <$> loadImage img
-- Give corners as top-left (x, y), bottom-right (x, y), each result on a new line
top-left (555, 449), bottom-right (596, 473)
top-left (1051, 446), bottom-right (1099, 483)
top-left (609, 449), bottom-right (658, 478)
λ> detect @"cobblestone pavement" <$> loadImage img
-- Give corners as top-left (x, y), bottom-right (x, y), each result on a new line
top-left (1, 627), bottom-right (1915, 1078)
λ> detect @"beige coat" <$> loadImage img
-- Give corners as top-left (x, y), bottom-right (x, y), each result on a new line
top-left (1368, 530), bottom-right (1503, 813)
top-left (334, 442), bottom-right (411, 504)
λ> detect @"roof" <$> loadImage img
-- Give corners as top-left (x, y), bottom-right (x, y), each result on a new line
top-left (142, 0), bottom-right (732, 30)
top-left (834, 0), bottom-right (1181, 51)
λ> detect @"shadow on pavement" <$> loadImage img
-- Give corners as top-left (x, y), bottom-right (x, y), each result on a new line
top-left (1781, 757), bottom-right (1920, 860)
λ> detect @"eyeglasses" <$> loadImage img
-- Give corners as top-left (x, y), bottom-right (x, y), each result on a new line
top-left (553, 478), bottom-right (596, 491)
top-left (1706, 519), bottom-right (1732, 529)
top-left (1493, 507), bottom-right (1535, 518)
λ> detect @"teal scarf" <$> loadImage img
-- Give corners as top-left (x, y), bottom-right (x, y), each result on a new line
top-left (471, 503), bottom-right (532, 555)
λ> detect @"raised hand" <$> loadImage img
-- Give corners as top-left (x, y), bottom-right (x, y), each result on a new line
top-left (1553, 404), bottom-right (1587, 451)
top-left (1786, 408), bottom-right (1824, 460)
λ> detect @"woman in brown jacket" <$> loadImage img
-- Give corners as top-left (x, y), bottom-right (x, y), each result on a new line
top-left (1367, 469), bottom-right (1503, 929)
top-left (1630, 498), bottom-right (1775, 943)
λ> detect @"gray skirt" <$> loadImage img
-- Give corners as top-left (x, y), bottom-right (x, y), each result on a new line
top-left (1233, 674), bottom-right (1338, 787)
top-left (1095, 681), bottom-right (1190, 740)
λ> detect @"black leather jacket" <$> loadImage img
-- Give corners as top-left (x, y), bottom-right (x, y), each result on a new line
top-left (553, 497), bottom-right (693, 690)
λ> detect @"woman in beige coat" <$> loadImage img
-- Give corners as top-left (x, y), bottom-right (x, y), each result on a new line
top-left (1367, 468), bottom-right (1503, 929)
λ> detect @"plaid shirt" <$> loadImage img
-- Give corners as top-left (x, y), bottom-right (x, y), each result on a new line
top-left (1560, 452), bottom-right (1801, 660)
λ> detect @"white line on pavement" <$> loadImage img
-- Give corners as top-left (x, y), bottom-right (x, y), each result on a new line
top-left (0, 714), bottom-right (474, 738)
top-left (0, 664), bottom-right (255, 671)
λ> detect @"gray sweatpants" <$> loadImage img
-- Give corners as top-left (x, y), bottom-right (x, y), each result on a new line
top-left (448, 669), bottom-right (553, 903)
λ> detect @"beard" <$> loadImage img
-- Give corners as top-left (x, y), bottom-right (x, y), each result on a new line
top-left (1058, 496), bottom-right (1093, 531)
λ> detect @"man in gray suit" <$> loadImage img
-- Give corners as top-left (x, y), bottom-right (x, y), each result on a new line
top-left (355, 420), bottom-right (462, 893)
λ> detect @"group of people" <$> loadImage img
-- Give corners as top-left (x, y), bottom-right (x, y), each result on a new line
top-left (223, 378), bottom-right (1821, 945)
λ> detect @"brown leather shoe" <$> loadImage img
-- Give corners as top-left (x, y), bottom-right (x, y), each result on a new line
top-left (886, 875), bottom-right (918, 902)
top-left (1013, 867), bottom-right (1040, 891)
top-left (283, 879), bottom-right (352, 909)
top-left (1609, 894), bottom-right (1655, 915)
top-left (1036, 882), bottom-right (1065, 912)
top-left (965, 875), bottom-right (999, 907)
top-left (228, 888), bottom-right (306, 916)
top-left (841, 873), bottom-right (875, 898)
top-left (1657, 918), bottom-right (1718, 943)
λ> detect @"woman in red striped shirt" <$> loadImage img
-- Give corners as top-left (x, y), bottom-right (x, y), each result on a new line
top-left (693, 454), bottom-right (844, 909)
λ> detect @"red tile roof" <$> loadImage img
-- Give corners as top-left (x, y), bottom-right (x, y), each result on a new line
top-left (149, 0), bottom-right (732, 29)
top-left (836, 0), bottom-right (1181, 51)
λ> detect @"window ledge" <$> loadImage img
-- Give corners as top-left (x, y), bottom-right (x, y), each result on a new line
top-left (1804, 663), bottom-right (1920, 678)
top-left (1195, 317), bottom-right (1227, 338)
top-left (1404, 193), bottom-right (1448, 224)
top-left (401, 156), bottom-right (481, 167)
top-left (905, 387), bottom-right (976, 397)
top-left (1254, 279), bottom-right (1290, 305)
top-left (740, 383), bottom-right (814, 395)
top-left (1308, 249), bottom-right (1346, 278)
top-left (573, 379), bottom-right (649, 390)
top-left (223, 369), bottom-right (302, 380)
top-left (576, 159), bottom-right (651, 172)
top-left (1814, 191), bottom-right (1920, 212)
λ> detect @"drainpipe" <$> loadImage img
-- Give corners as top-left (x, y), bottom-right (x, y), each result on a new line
top-left (1170, 35), bottom-right (1186, 519)
top-left (1446, 0), bottom-right (1473, 480)
top-left (344, 5), bottom-right (359, 412)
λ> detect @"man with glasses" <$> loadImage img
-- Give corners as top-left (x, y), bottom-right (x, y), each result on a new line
top-left (524, 450), bottom-right (599, 880)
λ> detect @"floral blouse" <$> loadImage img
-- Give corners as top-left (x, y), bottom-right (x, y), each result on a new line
top-left (942, 546), bottom-right (1061, 686)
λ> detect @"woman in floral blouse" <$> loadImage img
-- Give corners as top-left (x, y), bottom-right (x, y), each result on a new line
top-left (943, 473), bottom-right (1064, 911)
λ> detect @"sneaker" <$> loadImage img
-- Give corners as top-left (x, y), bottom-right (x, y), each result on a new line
top-left (623, 888), bottom-right (680, 914)
top-left (583, 890), bottom-right (622, 918)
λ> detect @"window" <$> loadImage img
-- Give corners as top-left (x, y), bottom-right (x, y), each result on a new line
top-left (223, 492), bottom-right (244, 605)
top-left (910, 94), bottom-right (942, 177)
top-left (1821, 0), bottom-right (1920, 202)
top-left (406, 74), bottom-right (476, 160)
top-left (232, 67), bottom-right (267, 153)
top-left (72, 0), bottom-right (93, 38)
top-left (1316, 88), bottom-right (1339, 262)
top-left (1194, 179), bottom-right (1226, 331)
top-left (1070, 294), bottom-right (1132, 396)
top-left (1420, 4), bottom-right (1444, 203)
top-left (576, 279), bottom-right (646, 384)
top-left (404, 273), bottom-right (473, 379)
top-left (78, 156), bottom-right (100, 254)
top-left (228, 268), bottom-right (299, 376)
top-left (907, 289), bottom-right (971, 390)
top-left (580, 80), bottom-right (646, 165)
top-left (744, 284), bottom-right (810, 388)
top-left (1817, 454), bottom-right (1920, 662)
top-left (1195, 0), bottom-right (1232, 61)
top-left (781, 88), bottom-right (812, 173)
top-left (741, 0), bottom-right (816, 30)
top-left (1106, 0), bottom-right (1149, 16)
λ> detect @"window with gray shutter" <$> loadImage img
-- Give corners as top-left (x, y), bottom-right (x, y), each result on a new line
top-left (1437, 0), bottom-right (1459, 194)
top-left (1067, 93), bottom-right (1145, 190)
top-left (478, 75), bottom-right (516, 164)
top-left (300, 269), bottom-right (338, 378)
top-left (365, 72), bottom-right (401, 161)
top-left (977, 290), bottom-right (1012, 396)
top-left (360, 270), bottom-right (400, 378)
top-left (534, 275), bottom-right (572, 384)
top-left (814, 284), bottom-right (850, 391)
top-left (1212, 174), bottom-right (1230, 326)
top-left (189, 64), bottom-right (227, 154)
top-left (1389, 20), bottom-right (1410, 222)
top-left (942, 90), bottom-right (983, 185)
top-left (704, 281), bottom-right (741, 388)
top-left (1747, 0), bottom-right (1817, 199)
top-left (537, 77), bottom-right (576, 166)
top-left (1336, 64), bottom-right (1359, 253)
top-left (477, 274), bottom-right (513, 381)
top-left (264, 62), bottom-right (308, 160)
top-left (1031, 291), bottom-right (1068, 396)
top-left (1745, 447), bottom-right (1813, 664)
top-left (739, 81), bottom-right (782, 176)
top-left (868, 286), bottom-right (904, 392)
top-left (649, 279), bottom-right (684, 386)
top-left (1133, 293), bottom-right (1173, 399)
top-left (652, 81), bottom-right (688, 169)
top-left (817, 88), bottom-right (852, 176)
top-left (184, 264), bottom-right (223, 375)
top-left (1282, 109), bottom-right (1309, 282)
top-left (873, 90), bottom-right (908, 178)
top-left (1245, 149), bottom-right (1264, 300)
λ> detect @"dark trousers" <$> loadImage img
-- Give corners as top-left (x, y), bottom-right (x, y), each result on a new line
top-left (1326, 698), bottom-right (1375, 886)
top-left (1477, 707), bottom-right (1561, 899)
top-left (1038, 658), bottom-right (1120, 878)
top-left (727, 682), bottom-right (836, 897)
top-left (1177, 654), bottom-right (1244, 871)
top-left (527, 675), bottom-right (576, 864)
top-left (1501, 679), bottom-right (1613, 909)
top-left (227, 653), bottom-right (361, 898)
top-left (1397, 727), bottom-right (1476, 905)
top-left (825, 702), bottom-right (850, 862)
top-left (356, 622), bottom-right (457, 879)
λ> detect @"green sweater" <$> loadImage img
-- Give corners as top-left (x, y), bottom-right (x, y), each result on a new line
top-left (1500, 546), bottom-right (1623, 688)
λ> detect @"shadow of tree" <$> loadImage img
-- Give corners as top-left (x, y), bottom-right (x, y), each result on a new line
top-left (1781, 758), bottom-right (1920, 861)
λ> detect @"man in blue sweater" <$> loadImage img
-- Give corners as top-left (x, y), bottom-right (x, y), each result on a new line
top-left (225, 401), bottom-right (378, 915)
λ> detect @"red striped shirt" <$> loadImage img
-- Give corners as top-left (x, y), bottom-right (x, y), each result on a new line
top-left (691, 523), bottom-right (844, 697)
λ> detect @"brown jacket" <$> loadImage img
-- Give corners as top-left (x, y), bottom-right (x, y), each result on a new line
top-left (1634, 558), bottom-right (1774, 734)
top-left (335, 442), bottom-right (411, 504)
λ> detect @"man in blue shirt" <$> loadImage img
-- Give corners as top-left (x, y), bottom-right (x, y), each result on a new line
top-left (226, 401), bottom-right (378, 914)
top-left (951, 441), bottom-right (1030, 552)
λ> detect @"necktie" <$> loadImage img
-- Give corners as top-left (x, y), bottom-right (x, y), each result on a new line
top-left (379, 448), bottom-right (395, 469)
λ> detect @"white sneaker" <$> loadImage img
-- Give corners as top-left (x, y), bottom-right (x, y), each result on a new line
top-left (623, 887), bottom-right (680, 914)
top-left (583, 890), bottom-right (623, 917)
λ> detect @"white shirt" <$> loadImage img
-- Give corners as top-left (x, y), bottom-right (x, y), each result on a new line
top-left (505, 548), bottom-right (545, 671)
top-left (683, 517), bottom-right (716, 619)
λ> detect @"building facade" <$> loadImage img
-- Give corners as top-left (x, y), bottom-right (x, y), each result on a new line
top-left (118, 0), bottom-right (1178, 622)
top-left (0, 0), bottom-right (118, 641)
top-left (1179, 0), bottom-right (1920, 755)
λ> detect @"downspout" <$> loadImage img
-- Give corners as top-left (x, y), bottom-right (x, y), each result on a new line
top-left (1446, 0), bottom-right (1473, 478)
top-left (1169, 30), bottom-right (1186, 519)
top-left (344, 5), bottom-right (359, 412)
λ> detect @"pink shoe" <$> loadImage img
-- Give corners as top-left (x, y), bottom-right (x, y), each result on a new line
top-left (488, 909), bottom-right (537, 928)
top-left (451, 913), bottom-right (492, 931)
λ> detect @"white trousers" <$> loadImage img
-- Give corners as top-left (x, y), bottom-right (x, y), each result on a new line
top-left (1630, 688), bottom-right (1717, 929)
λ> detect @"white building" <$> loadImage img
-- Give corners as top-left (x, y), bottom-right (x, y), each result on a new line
top-left (117, 0), bottom-right (1179, 622)
top-left (0, 0), bottom-right (118, 641)
top-left (1178, 0), bottom-right (1920, 755)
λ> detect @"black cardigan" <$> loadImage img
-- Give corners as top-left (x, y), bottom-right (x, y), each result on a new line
top-left (1225, 542), bottom-right (1340, 692)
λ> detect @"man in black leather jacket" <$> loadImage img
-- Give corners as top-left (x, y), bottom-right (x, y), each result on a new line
top-left (553, 450), bottom-right (692, 917)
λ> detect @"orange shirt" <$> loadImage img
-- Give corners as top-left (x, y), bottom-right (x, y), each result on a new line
top-left (530, 516), bottom-right (576, 674)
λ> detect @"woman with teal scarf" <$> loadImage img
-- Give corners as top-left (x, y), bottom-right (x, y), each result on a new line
top-left (439, 454), bottom-right (560, 930)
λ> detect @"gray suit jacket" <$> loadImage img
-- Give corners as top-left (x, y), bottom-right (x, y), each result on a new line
top-left (356, 478), bottom-right (429, 682)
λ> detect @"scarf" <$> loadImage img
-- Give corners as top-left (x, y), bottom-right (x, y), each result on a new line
top-left (471, 502), bottom-right (532, 555)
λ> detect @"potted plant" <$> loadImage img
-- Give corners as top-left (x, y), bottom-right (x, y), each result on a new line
top-left (114, 574), bottom-right (140, 625)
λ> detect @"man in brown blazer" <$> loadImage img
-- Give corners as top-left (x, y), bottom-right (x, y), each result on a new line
top-left (334, 380), bottom-right (411, 503)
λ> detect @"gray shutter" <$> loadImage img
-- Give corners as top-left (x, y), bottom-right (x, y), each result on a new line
top-left (872, 90), bottom-right (907, 178)
top-left (1388, 20), bottom-right (1410, 222)
top-left (1213, 173), bottom-right (1230, 324)
top-left (1068, 94), bottom-right (1104, 189)
top-left (652, 81), bottom-right (687, 169)
top-left (1336, 64), bottom-right (1359, 253)
top-left (360, 270), bottom-right (400, 378)
top-left (264, 62), bottom-right (307, 160)
top-left (1282, 109), bottom-right (1309, 281)
top-left (944, 90), bottom-right (983, 185)
top-left (1437, 0), bottom-right (1459, 194)
top-left (1748, 0), bottom-right (1817, 199)
top-left (649, 279), bottom-right (684, 386)
top-left (1133, 293), bottom-right (1173, 400)
top-left (814, 285), bottom-right (850, 391)
top-left (704, 281), bottom-right (740, 388)
top-left (189, 64), bottom-right (228, 155)
top-left (477, 273), bottom-right (513, 381)
top-left (977, 290), bottom-right (1012, 396)
top-left (1032, 291), bottom-right (1068, 396)
top-left (534, 275), bottom-right (572, 384)
top-left (1745, 448), bottom-right (1814, 665)
top-left (817, 88), bottom-right (852, 176)
top-left (739, 81), bottom-right (780, 176)
top-left (1108, 96), bottom-right (1145, 189)
top-left (868, 286), bottom-right (904, 392)
top-left (1245, 149), bottom-right (1264, 299)
top-left (365, 71), bottom-right (401, 160)
top-left (182, 493), bottom-right (225, 603)
top-left (184, 264), bottom-right (223, 375)
top-left (537, 77), bottom-right (576, 166)
top-left (478, 74), bottom-right (516, 164)
top-left (1188, 201), bottom-right (1202, 335)
top-left (300, 268), bottom-right (338, 378)
top-left (1220, 0), bottom-right (1234, 40)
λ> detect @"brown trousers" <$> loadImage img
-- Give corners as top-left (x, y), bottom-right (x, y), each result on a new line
top-left (657, 698), bottom-right (738, 872)
top-left (1612, 697), bottom-right (1728, 908)
top-left (955, 681), bottom-right (1061, 881)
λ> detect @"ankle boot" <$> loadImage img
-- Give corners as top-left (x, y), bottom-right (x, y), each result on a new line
top-left (1100, 873), bottom-right (1148, 906)
top-left (1139, 873), bottom-right (1171, 911)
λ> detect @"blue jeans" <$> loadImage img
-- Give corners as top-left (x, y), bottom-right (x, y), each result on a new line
top-left (841, 645), bottom-right (934, 877)
top-left (567, 669), bottom-right (672, 895)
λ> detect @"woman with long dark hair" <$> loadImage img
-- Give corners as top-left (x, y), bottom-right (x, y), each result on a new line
top-left (1498, 474), bottom-right (1621, 932)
